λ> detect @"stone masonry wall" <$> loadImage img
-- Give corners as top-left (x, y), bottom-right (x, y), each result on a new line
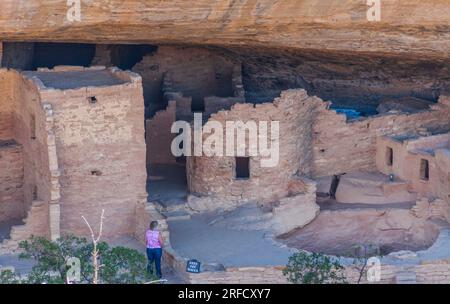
top-left (377, 132), bottom-right (450, 201)
top-left (0, 69), bottom-right (60, 252)
top-left (312, 96), bottom-right (450, 178)
top-left (187, 89), bottom-right (318, 206)
top-left (132, 46), bottom-right (240, 116)
top-left (203, 96), bottom-right (245, 118)
top-left (162, 239), bottom-right (450, 284)
top-left (13, 71), bottom-right (56, 211)
top-left (146, 100), bottom-right (176, 165)
top-left (186, 89), bottom-right (450, 207)
top-left (31, 67), bottom-right (147, 238)
top-left (0, 69), bottom-right (15, 140)
top-left (1, 68), bottom-right (56, 222)
top-left (0, 142), bottom-right (24, 221)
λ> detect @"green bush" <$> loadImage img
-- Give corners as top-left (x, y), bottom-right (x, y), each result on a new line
top-left (15, 235), bottom-right (156, 284)
top-left (283, 251), bottom-right (347, 284)
top-left (0, 269), bottom-right (20, 284)
top-left (101, 246), bottom-right (151, 284)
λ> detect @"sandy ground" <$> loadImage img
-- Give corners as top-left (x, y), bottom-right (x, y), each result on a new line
top-left (168, 216), bottom-right (293, 268)
top-left (147, 164), bottom-right (187, 209)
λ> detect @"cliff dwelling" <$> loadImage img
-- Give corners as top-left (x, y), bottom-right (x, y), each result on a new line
top-left (0, 0), bottom-right (449, 285)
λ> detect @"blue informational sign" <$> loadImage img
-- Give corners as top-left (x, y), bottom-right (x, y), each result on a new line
top-left (186, 259), bottom-right (201, 273)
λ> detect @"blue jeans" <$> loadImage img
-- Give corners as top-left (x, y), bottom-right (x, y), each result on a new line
top-left (146, 248), bottom-right (162, 278)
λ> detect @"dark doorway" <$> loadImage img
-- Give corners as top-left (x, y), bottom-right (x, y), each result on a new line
top-left (235, 157), bottom-right (250, 179)
top-left (386, 147), bottom-right (394, 166)
top-left (420, 159), bottom-right (430, 181)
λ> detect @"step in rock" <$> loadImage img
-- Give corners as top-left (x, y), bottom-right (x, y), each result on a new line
top-left (336, 175), bottom-right (417, 204)
top-left (164, 211), bottom-right (191, 221)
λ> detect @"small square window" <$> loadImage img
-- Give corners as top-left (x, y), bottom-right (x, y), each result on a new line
top-left (235, 157), bottom-right (250, 179)
top-left (420, 159), bottom-right (429, 181)
top-left (386, 147), bottom-right (393, 166)
top-left (88, 96), bottom-right (97, 104)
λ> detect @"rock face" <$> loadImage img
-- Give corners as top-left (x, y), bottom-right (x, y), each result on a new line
top-left (0, 0), bottom-right (449, 58)
top-left (377, 97), bottom-right (435, 114)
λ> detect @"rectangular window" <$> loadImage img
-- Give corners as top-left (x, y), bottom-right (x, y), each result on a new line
top-left (386, 147), bottom-right (393, 166)
top-left (420, 159), bottom-right (429, 181)
top-left (235, 157), bottom-right (250, 179)
top-left (448, 173), bottom-right (450, 195)
top-left (32, 185), bottom-right (38, 201)
top-left (30, 114), bottom-right (36, 140)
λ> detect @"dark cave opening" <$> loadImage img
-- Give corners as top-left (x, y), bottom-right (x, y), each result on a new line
top-left (1, 42), bottom-right (448, 119)
top-left (33, 43), bottom-right (95, 69)
top-left (1, 42), bottom-right (96, 70)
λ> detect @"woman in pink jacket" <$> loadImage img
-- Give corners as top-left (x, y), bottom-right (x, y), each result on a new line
top-left (146, 221), bottom-right (164, 278)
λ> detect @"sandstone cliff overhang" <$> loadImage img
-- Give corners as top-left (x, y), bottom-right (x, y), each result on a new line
top-left (0, 0), bottom-right (449, 59)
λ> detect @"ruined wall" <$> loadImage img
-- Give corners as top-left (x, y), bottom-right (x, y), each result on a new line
top-left (0, 69), bottom-right (23, 221)
top-left (132, 46), bottom-right (239, 116)
top-left (203, 96), bottom-right (245, 118)
top-left (0, 68), bottom-right (49, 223)
top-left (0, 142), bottom-right (23, 221)
top-left (13, 71), bottom-right (55, 211)
top-left (165, 92), bottom-right (192, 121)
top-left (312, 97), bottom-right (450, 177)
top-left (434, 149), bottom-right (450, 201)
top-left (377, 132), bottom-right (450, 200)
top-left (146, 100), bottom-right (176, 165)
top-left (187, 90), bottom-right (317, 206)
top-left (186, 89), bottom-right (450, 205)
top-left (182, 259), bottom-right (450, 284)
top-left (0, 69), bottom-right (15, 140)
top-left (163, 234), bottom-right (450, 284)
top-left (0, 69), bottom-right (60, 250)
top-left (30, 67), bottom-right (146, 237)
top-left (91, 45), bottom-right (111, 66)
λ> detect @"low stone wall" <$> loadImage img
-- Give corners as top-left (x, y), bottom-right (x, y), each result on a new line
top-left (0, 200), bottom-right (50, 254)
top-left (164, 92), bottom-right (192, 121)
top-left (415, 261), bottom-right (450, 283)
top-left (345, 259), bottom-right (450, 284)
top-left (187, 266), bottom-right (288, 284)
top-left (146, 100), bottom-right (177, 165)
top-left (171, 254), bottom-right (450, 284)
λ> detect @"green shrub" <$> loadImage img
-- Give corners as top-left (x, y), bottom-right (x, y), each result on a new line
top-left (283, 251), bottom-right (347, 284)
top-left (0, 269), bottom-right (20, 284)
top-left (101, 246), bottom-right (151, 284)
top-left (18, 235), bottom-right (156, 284)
